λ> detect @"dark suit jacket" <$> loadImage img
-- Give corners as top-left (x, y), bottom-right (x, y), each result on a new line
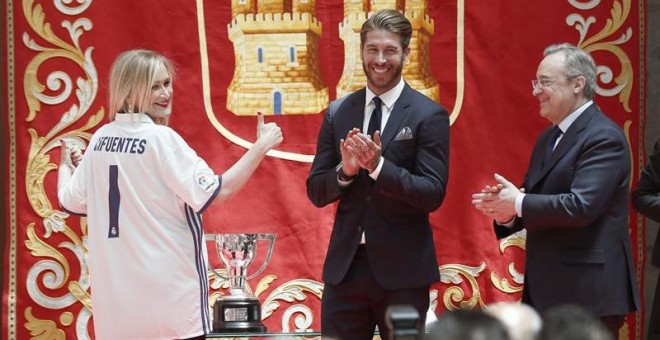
top-left (495, 103), bottom-right (640, 316)
top-left (632, 139), bottom-right (660, 267)
top-left (306, 84), bottom-right (449, 290)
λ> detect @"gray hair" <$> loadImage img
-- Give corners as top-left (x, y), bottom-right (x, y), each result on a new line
top-left (544, 43), bottom-right (597, 99)
top-left (485, 303), bottom-right (542, 340)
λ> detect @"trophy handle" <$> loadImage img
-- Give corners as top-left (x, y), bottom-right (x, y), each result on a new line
top-left (246, 233), bottom-right (276, 280)
top-left (204, 234), bottom-right (230, 279)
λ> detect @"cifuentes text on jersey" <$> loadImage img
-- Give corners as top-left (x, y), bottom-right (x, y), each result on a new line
top-left (93, 136), bottom-right (147, 154)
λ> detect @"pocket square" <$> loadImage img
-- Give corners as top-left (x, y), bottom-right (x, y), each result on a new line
top-left (394, 126), bottom-right (413, 141)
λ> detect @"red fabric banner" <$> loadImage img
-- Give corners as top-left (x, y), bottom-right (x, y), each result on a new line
top-left (2, 0), bottom-right (647, 339)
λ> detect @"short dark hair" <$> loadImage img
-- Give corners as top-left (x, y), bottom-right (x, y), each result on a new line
top-left (539, 304), bottom-right (613, 340)
top-left (360, 9), bottom-right (412, 50)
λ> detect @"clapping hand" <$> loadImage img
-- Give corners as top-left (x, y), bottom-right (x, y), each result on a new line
top-left (339, 128), bottom-right (361, 176)
top-left (343, 130), bottom-right (382, 173)
top-left (471, 173), bottom-right (524, 223)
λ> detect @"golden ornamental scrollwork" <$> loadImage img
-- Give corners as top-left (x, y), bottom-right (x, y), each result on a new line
top-left (566, 0), bottom-right (633, 112)
top-left (490, 263), bottom-right (525, 294)
top-left (259, 276), bottom-right (324, 333)
top-left (21, 0), bottom-right (102, 338)
top-left (24, 307), bottom-right (65, 340)
top-left (439, 262), bottom-right (486, 310)
top-left (22, 0), bottom-right (99, 121)
top-left (490, 230), bottom-right (526, 295)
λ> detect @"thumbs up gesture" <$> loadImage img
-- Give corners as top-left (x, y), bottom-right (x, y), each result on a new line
top-left (255, 112), bottom-right (283, 150)
top-left (60, 139), bottom-right (84, 169)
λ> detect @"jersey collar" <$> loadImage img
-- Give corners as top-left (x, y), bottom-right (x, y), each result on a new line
top-left (114, 113), bottom-right (156, 124)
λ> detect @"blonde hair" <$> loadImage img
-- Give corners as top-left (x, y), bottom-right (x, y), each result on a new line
top-left (108, 50), bottom-right (175, 124)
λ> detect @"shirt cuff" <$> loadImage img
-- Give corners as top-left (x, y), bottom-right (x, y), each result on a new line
top-left (515, 192), bottom-right (525, 217)
top-left (368, 157), bottom-right (384, 180)
top-left (338, 177), bottom-right (352, 187)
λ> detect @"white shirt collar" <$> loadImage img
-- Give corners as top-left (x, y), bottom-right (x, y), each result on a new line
top-left (365, 77), bottom-right (405, 109)
top-left (557, 100), bottom-right (593, 133)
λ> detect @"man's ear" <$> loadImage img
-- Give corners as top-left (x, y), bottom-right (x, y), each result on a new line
top-left (574, 75), bottom-right (586, 94)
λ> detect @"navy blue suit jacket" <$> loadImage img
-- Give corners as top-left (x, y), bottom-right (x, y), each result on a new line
top-left (306, 84), bottom-right (449, 290)
top-left (495, 103), bottom-right (640, 316)
top-left (632, 138), bottom-right (660, 267)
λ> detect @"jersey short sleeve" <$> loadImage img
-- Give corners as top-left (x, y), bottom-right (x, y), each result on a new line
top-left (160, 131), bottom-right (221, 213)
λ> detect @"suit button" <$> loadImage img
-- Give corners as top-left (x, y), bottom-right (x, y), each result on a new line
top-left (365, 196), bottom-right (372, 202)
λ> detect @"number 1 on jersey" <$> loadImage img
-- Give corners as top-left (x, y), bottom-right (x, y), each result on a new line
top-left (109, 165), bottom-right (120, 238)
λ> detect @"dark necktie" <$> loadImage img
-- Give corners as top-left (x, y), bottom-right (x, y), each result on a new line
top-left (543, 126), bottom-right (562, 166)
top-left (367, 97), bottom-right (382, 137)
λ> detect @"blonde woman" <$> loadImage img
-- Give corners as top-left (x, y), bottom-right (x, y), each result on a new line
top-left (58, 50), bottom-right (282, 340)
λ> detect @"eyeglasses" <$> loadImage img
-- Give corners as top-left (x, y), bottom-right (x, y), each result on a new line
top-left (531, 76), bottom-right (577, 90)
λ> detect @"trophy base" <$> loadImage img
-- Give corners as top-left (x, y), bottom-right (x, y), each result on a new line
top-left (213, 298), bottom-right (267, 333)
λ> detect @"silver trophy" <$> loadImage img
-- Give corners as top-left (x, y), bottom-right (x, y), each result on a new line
top-left (207, 233), bottom-right (276, 333)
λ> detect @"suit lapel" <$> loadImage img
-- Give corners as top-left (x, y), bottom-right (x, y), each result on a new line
top-left (528, 103), bottom-right (597, 190)
top-left (340, 89), bottom-right (366, 133)
top-left (380, 84), bottom-right (412, 152)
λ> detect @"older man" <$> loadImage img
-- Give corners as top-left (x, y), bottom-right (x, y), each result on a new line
top-left (472, 43), bottom-right (640, 335)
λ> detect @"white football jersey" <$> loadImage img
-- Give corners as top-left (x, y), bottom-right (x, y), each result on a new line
top-left (58, 113), bottom-right (218, 339)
